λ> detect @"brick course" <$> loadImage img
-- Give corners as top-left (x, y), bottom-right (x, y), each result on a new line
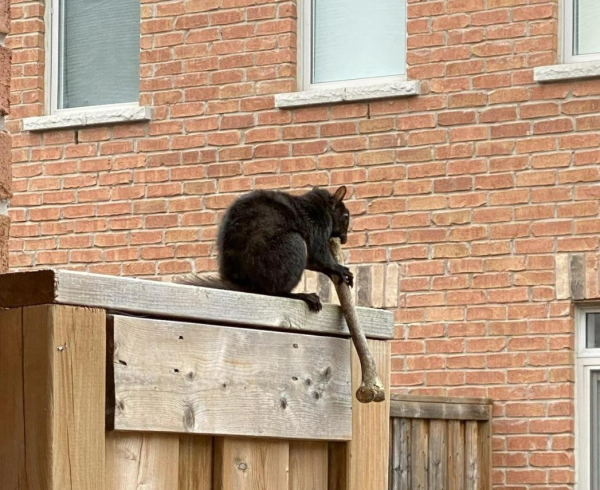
top-left (6, 0), bottom-right (600, 487)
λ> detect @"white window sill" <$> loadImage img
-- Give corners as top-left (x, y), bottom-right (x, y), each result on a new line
top-left (23, 104), bottom-right (151, 132)
top-left (275, 81), bottom-right (421, 109)
top-left (534, 60), bottom-right (600, 83)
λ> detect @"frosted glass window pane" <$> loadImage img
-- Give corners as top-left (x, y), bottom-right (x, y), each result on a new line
top-left (59, 0), bottom-right (140, 109)
top-left (592, 371), bottom-right (600, 490)
top-left (312, 0), bottom-right (406, 84)
top-left (575, 0), bottom-right (600, 56)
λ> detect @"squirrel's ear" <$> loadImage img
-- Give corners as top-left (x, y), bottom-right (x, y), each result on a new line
top-left (333, 186), bottom-right (347, 203)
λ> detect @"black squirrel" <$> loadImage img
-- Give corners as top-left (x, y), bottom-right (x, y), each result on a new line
top-left (179, 186), bottom-right (353, 312)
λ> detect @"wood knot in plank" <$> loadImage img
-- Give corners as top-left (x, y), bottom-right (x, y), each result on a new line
top-left (183, 405), bottom-right (195, 431)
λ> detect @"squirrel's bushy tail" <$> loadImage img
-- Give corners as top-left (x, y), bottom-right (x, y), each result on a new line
top-left (174, 273), bottom-right (242, 292)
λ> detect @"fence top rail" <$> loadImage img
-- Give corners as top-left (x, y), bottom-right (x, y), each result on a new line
top-left (0, 269), bottom-right (394, 339)
top-left (390, 393), bottom-right (492, 421)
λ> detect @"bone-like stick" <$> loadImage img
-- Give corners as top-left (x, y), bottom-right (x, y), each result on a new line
top-left (330, 238), bottom-right (385, 403)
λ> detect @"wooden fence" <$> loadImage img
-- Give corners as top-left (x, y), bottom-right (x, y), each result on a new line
top-left (389, 394), bottom-right (493, 490)
top-left (0, 269), bottom-right (394, 490)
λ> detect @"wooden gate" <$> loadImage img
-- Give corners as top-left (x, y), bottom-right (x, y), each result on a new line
top-left (0, 269), bottom-right (393, 490)
top-left (388, 394), bottom-right (493, 490)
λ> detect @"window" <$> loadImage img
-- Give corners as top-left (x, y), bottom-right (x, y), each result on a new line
top-left (49, 0), bottom-right (140, 113)
top-left (577, 309), bottom-right (600, 490)
top-left (299, 0), bottom-right (407, 90)
top-left (564, 0), bottom-right (600, 63)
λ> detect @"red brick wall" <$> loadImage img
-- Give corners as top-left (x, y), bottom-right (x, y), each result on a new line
top-left (7, 0), bottom-right (600, 487)
top-left (0, 0), bottom-right (10, 273)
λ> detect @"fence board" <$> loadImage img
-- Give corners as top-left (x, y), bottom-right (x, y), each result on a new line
top-left (111, 315), bottom-right (352, 440)
top-left (106, 432), bottom-right (180, 490)
top-left (428, 420), bottom-right (447, 490)
top-left (464, 421), bottom-right (478, 490)
top-left (478, 419), bottom-right (493, 490)
top-left (348, 340), bottom-right (391, 490)
top-left (178, 435), bottom-right (213, 490)
top-left (0, 308), bottom-right (26, 489)
top-left (0, 269), bottom-right (394, 339)
top-left (390, 399), bottom-right (490, 421)
top-left (446, 421), bottom-right (464, 490)
top-left (411, 419), bottom-right (428, 490)
top-left (327, 442), bottom-right (348, 490)
top-left (289, 441), bottom-right (328, 490)
top-left (390, 417), bottom-right (410, 490)
top-left (214, 438), bottom-right (289, 490)
top-left (390, 396), bottom-right (491, 490)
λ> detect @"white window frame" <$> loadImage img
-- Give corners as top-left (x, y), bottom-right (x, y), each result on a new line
top-left (45, 0), bottom-right (141, 116)
top-left (576, 307), bottom-right (600, 490)
top-left (298, 0), bottom-right (407, 91)
top-left (563, 0), bottom-right (600, 64)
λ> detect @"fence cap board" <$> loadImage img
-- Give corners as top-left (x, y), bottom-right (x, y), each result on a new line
top-left (390, 393), bottom-right (492, 421)
top-left (391, 393), bottom-right (492, 406)
top-left (0, 269), bottom-right (394, 339)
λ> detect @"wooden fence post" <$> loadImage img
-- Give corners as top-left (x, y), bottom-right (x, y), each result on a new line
top-left (0, 308), bottom-right (26, 488)
top-left (0, 305), bottom-right (106, 490)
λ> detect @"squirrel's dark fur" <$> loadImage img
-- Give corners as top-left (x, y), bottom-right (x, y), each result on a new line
top-left (178, 186), bottom-right (352, 312)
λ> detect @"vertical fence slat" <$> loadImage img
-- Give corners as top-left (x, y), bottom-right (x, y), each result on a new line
top-left (348, 340), bottom-right (391, 490)
top-left (446, 421), bottom-right (464, 490)
top-left (106, 432), bottom-right (180, 490)
top-left (428, 420), bottom-right (447, 490)
top-left (178, 435), bottom-right (213, 490)
top-left (411, 419), bottom-right (428, 490)
top-left (390, 418), bottom-right (411, 490)
top-left (213, 437), bottom-right (289, 490)
top-left (401, 418), bottom-right (412, 490)
top-left (464, 421), bottom-right (478, 490)
top-left (389, 419), bottom-right (394, 490)
top-left (290, 441), bottom-right (328, 490)
top-left (478, 418), bottom-right (493, 490)
top-left (327, 442), bottom-right (348, 490)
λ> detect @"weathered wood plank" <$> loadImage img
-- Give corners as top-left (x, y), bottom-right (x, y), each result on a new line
top-left (179, 435), bottom-right (213, 490)
top-left (214, 438), bottom-right (289, 490)
top-left (0, 269), bottom-right (394, 339)
top-left (0, 308), bottom-right (26, 489)
top-left (478, 418), bottom-right (493, 490)
top-left (389, 420), bottom-right (394, 490)
top-left (347, 340), bottom-right (391, 490)
top-left (390, 418), bottom-right (410, 490)
top-left (106, 432), bottom-right (180, 490)
top-left (411, 419), bottom-right (428, 490)
top-left (446, 421), bottom-right (464, 490)
top-left (390, 399), bottom-right (490, 421)
top-left (111, 315), bottom-right (352, 440)
top-left (390, 394), bottom-right (491, 406)
top-left (289, 441), bottom-right (328, 490)
top-left (428, 420), bottom-right (447, 490)
top-left (327, 442), bottom-right (348, 490)
top-left (464, 421), bottom-right (478, 490)
top-left (23, 305), bottom-right (106, 490)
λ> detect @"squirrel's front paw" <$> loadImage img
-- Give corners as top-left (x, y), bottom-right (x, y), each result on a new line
top-left (337, 266), bottom-right (354, 288)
